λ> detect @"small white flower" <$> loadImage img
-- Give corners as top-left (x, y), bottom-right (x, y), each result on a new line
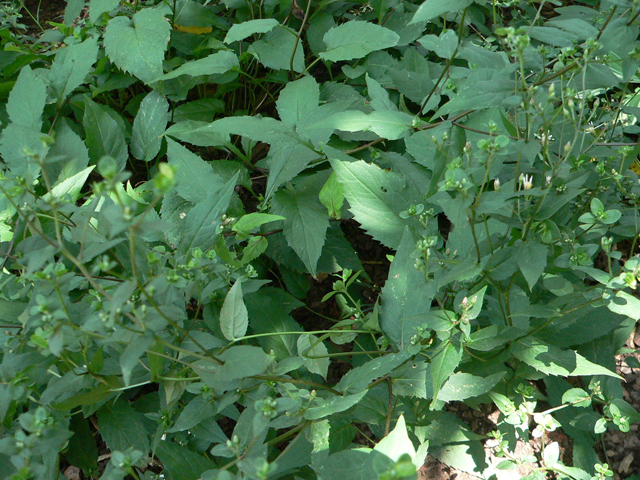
top-left (520, 174), bottom-right (533, 190)
top-left (179, 212), bottom-right (186, 219)
top-left (494, 178), bottom-right (501, 190)
top-left (545, 175), bottom-right (552, 187)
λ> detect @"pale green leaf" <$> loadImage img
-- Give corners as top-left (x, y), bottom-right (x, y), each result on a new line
top-left (438, 372), bottom-right (505, 402)
top-left (431, 341), bottom-right (462, 405)
top-left (7, 65), bottom-right (46, 129)
top-left (374, 415), bottom-right (416, 462)
top-left (64, 0), bottom-right (85, 26)
top-left (320, 21), bottom-right (400, 62)
top-left (312, 110), bottom-right (414, 140)
top-left (224, 18), bottom-right (279, 44)
top-left (167, 138), bottom-right (224, 203)
top-left (410, 0), bottom-right (474, 24)
top-left (298, 334), bottom-right (330, 379)
top-left (199, 116), bottom-right (293, 144)
top-left (232, 213), bottom-right (285, 240)
top-left (304, 391), bottom-right (368, 420)
top-left (319, 172), bottom-right (344, 219)
top-left (220, 280), bottom-right (249, 341)
top-left (131, 90), bottom-right (170, 161)
top-left (167, 396), bottom-right (216, 433)
top-left (515, 241), bottom-right (548, 291)
top-left (43, 166), bottom-right (95, 202)
top-left (49, 36), bottom-right (99, 101)
top-left (120, 334), bottom-right (154, 386)
top-left (164, 120), bottom-right (230, 147)
top-left (156, 51), bottom-right (239, 81)
top-left (89, 0), bottom-right (120, 24)
top-left (604, 289), bottom-right (640, 320)
top-left (336, 349), bottom-right (412, 394)
top-left (276, 75), bottom-right (320, 127)
top-left (365, 74), bottom-right (396, 111)
top-left (511, 337), bottom-right (621, 378)
top-left (104, 8), bottom-right (171, 84)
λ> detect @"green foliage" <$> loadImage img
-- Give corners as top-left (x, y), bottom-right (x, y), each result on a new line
top-left (1, 1), bottom-right (640, 479)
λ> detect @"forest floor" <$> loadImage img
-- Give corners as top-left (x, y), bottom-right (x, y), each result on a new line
top-left (14, 1), bottom-right (640, 479)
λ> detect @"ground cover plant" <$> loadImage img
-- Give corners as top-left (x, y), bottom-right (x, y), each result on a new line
top-left (3, 0), bottom-right (640, 479)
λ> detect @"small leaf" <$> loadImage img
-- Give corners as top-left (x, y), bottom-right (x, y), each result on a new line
top-left (319, 173), bottom-right (344, 219)
top-left (7, 65), bottom-right (46, 129)
top-left (96, 401), bottom-right (149, 456)
top-left (83, 97), bottom-right (128, 172)
top-left (155, 441), bottom-right (214, 480)
top-left (276, 76), bottom-right (320, 127)
top-left (374, 415), bottom-right (416, 462)
top-left (120, 334), bottom-right (154, 386)
top-left (104, 7), bottom-right (171, 84)
top-left (43, 166), bottom-right (95, 202)
top-left (298, 334), bottom-right (330, 379)
top-left (437, 372), bottom-right (505, 402)
top-left (411, 0), bottom-right (474, 24)
top-left (220, 280), bottom-right (249, 341)
top-left (320, 20), bottom-right (400, 62)
top-left (49, 36), bottom-right (99, 101)
top-left (89, 0), bottom-right (120, 24)
top-left (516, 241), bottom-right (548, 291)
top-left (224, 18), bottom-right (279, 44)
top-left (131, 90), bottom-right (169, 162)
top-left (232, 213), bottom-right (285, 240)
top-left (167, 138), bottom-right (225, 203)
top-left (248, 26), bottom-right (305, 72)
top-left (312, 110), bottom-right (414, 140)
top-left (562, 388), bottom-right (592, 408)
top-left (156, 51), bottom-right (239, 81)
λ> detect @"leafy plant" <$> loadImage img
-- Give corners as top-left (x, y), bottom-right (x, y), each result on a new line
top-left (1, 0), bottom-right (640, 479)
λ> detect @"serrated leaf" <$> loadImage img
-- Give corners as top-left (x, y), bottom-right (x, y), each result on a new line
top-left (431, 341), bottom-right (462, 406)
top-left (220, 280), bottom-right (249, 341)
top-left (329, 158), bottom-right (418, 249)
top-left (305, 391), bottom-right (368, 421)
top-left (381, 228), bottom-right (436, 349)
top-left (298, 334), bottom-right (330, 379)
top-left (120, 334), bottom-right (154, 386)
top-left (438, 372), bottom-right (505, 402)
top-left (43, 166), bottom-right (95, 202)
top-left (164, 120), bottom-right (230, 147)
top-left (265, 142), bottom-right (319, 201)
top-left (320, 21), bottom-right (400, 62)
top-left (276, 76), bottom-right (320, 127)
top-left (156, 50), bottom-right (239, 81)
top-left (319, 172), bottom-right (344, 219)
top-left (83, 97), bottom-right (128, 172)
top-left (272, 180), bottom-right (329, 276)
top-left (232, 213), bottom-right (285, 240)
top-left (365, 74), bottom-right (396, 111)
top-left (7, 65), bottom-right (46, 129)
top-left (89, 0), bottom-right (120, 24)
top-left (199, 116), bottom-right (293, 144)
top-left (104, 8), bottom-right (171, 84)
top-left (155, 441), bottom-right (215, 480)
top-left (511, 337), bottom-right (621, 378)
top-left (167, 396), bottom-right (216, 433)
top-left (374, 415), bottom-right (416, 462)
top-left (224, 18), bottom-right (279, 43)
top-left (64, 0), bottom-right (85, 26)
top-left (313, 110), bottom-right (414, 140)
top-left (131, 90), bottom-right (169, 162)
top-left (180, 172), bottom-right (238, 253)
top-left (410, 0), bottom-right (474, 24)
top-left (248, 26), bottom-right (305, 72)
top-left (167, 138), bottom-right (224, 204)
top-left (0, 124), bottom-right (50, 177)
top-left (49, 36), bottom-right (99, 101)
top-left (336, 349), bottom-right (412, 394)
top-left (96, 401), bottom-right (149, 455)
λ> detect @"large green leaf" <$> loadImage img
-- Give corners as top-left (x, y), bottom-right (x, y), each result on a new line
top-left (219, 280), bottom-right (249, 341)
top-left (166, 396), bottom-right (216, 433)
top-left (298, 333), bottom-right (330, 379)
top-left (276, 76), bottom-right (320, 127)
top-left (410, 0), bottom-right (473, 23)
top-left (438, 372), bottom-right (505, 402)
top-left (264, 142), bottom-right (319, 201)
top-left (431, 341), bottom-right (462, 406)
top-left (329, 158), bottom-right (418, 249)
top-left (180, 173), bottom-right (238, 253)
top-left (248, 26), bottom-right (305, 72)
top-left (374, 415), bottom-right (416, 462)
top-left (311, 110), bottom-right (414, 140)
top-left (164, 120), bottom-right (230, 147)
top-left (336, 349), bottom-right (412, 394)
top-left (320, 21), bottom-right (400, 62)
top-left (166, 138), bottom-right (224, 203)
top-left (49, 36), bottom-right (99, 101)
top-left (381, 229), bottom-right (436, 349)
top-left (96, 401), bottom-right (150, 455)
top-left (155, 441), bottom-right (215, 480)
top-left (272, 178), bottom-right (329, 276)
top-left (83, 97), bottom-right (128, 172)
top-left (131, 90), bottom-right (169, 162)
top-left (156, 51), bottom-right (239, 81)
top-left (511, 337), bottom-right (621, 378)
top-left (224, 18), bottom-right (279, 43)
top-left (89, 0), bottom-right (120, 24)
top-left (7, 65), bottom-right (46, 129)
top-left (104, 7), bottom-right (171, 84)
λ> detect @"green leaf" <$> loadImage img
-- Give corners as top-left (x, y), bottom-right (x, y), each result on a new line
top-left (65, 415), bottom-right (99, 473)
top-left (104, 7), bottom-right (171, 84)
top-left (313, 110), bottom-right (414, 140)
top-left (167, 396), bottom-right (216, 433)
top-left (156, 51), bottom-right (239, 81)
top-left (83, 97), bottom-right (128, 172)
top-left (248, 26), bottom-right (305, 72)
top-left (220, 280), bottom-right (249, 341)
top-left (180, 172), bottom-right (238, 253)
top-left (43, 166), bottom-right (95, 202)
top-left (320, 21), bottom-right (400, 62)
top-left (131, 90), bottom-right (170, 162)
top-left (603, 289), bottom-right (640, 320)
top-left (7, 65), bottom-right (46, 129)
top-left (264, 142), bottom-right (319, 201)
top-left (232, 213), bottom-right (285, 240)
top-left (155, 441), bottom-right (215, 480)
top-left (319, 173), bottom-right (344, 219)
top-left (64, 0), bottom-right (85, 26)
top-left (561, 388), bottom-right (592, 408)
top-left (272, 179), bottom-right (329, 276)
top-left (49, 36), bottom-right (99, 101)
top-left (374, 415), bottom-right (416, 462)
top-left (511, 337), bottom-right (621, 378)
top-left (381, 228), bottom-right (436, 349)
top-left (515, 241), bottom-right (548, 291)
top-left (166, 135), bottom-right (226, 201)
top-left (431, 341), bottom-right (462, 406)
top-left (305, 391), bottom-right (368, 420)
top-left (120, 334), bottom-right (154, 386)
top-left (329, 158), bottom-right (418, 249)
top-left (201, 116), bottom-right (293, 144)
top-left (276, 76), bottom-right (320, 127)
top-left (0, 299), bottom-right (27, 324)
top-left (365, 74), bottom-right (396, 111)
top-left (164, 120), bottom-right (230, 147)
top-left (298, 334), bottom-right (330, 379)
top-left (208, 345), bottom-right (273, 382)
top-left (437, 372), bottom-right (505, 402)
top-left (96, 401), bottom-right (150, 455)
top-left (89, 0), bottom-right (120, 24)
top-left (224, 18), bottom-right (279, 43)
top-left (410, 0), bottom-right (473, 23)
top-left (336, 349), bottom-right (412, 394)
